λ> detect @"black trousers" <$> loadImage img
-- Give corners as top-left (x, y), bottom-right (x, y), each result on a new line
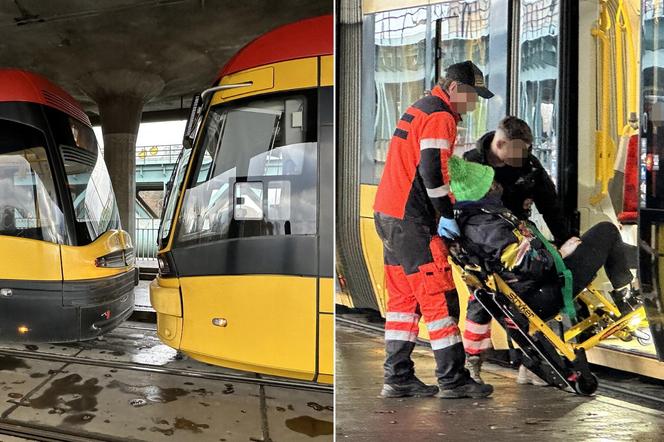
top-left (564, 221), bottom-right (634, 296)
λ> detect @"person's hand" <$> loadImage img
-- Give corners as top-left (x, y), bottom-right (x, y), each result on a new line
top-left (559, 236), bottom-right (581, 258)
top-left (523, 198), bottom-right (534, 211)
top-left (438, 217), bottom-right (460, 239)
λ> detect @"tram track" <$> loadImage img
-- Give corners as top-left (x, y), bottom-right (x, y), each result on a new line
top-left (337, 315), bottom-right (664, 406)
top-left (0, 347), bottom-right (332, 394)
top-left (0, 418), bottom-right (141, 442)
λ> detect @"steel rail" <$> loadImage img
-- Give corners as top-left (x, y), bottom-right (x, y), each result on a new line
top-left (0, 418), bottom-right (141, 442)
top-left (337, 315), bottom-right (664, 405)
top-left (0, 348), bottom-right (332, 393)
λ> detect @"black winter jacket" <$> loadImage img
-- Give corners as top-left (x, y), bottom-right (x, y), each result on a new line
top-left (456, 196), bottom-right (563, 319)
top-left (464, 132), bottom-right (571, 245)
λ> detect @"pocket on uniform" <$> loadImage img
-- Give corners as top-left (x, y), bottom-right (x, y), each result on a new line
top-left (429, 236), bottom-right (452, 275)
top-left (419, 262), bottom-right (447, 295)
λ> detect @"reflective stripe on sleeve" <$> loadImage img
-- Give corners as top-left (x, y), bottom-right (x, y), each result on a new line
top-left (420, 138), bottom-right (450, 151)
top-left (426, 184), bottom-right (450, 198)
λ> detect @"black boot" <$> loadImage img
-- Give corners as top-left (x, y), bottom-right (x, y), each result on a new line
top-left (381, 376), bottom-right (439, 398)
top-left (438, 377), bottom-right (494, 399)
top-left (611, 286), bottom-right (640, 315)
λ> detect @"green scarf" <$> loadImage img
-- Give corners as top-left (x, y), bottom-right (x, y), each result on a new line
top-left (528, 223), bottom-right (576, 321)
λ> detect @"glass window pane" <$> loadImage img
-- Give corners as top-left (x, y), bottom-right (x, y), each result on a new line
top-left (175, 92), bottom-right (317, 246)
top-left (234, 182), bottom-right (263, 221)
top-left (436, 0), bottom-right (491, 153)
top-left (0, 120), bottom-right (65, 243)
top-left (518, 0), bottom-right (560, 184)
top-left (367, 6), bottom-right (429, 184)
top-left (159, 147), bottom-right (191, 242)
top-left (267, 180), bottom-right (291, 221)
top-left (58, 118), bottom-right (121, 244)
top-left (642, 2), bottom-right (664, 210)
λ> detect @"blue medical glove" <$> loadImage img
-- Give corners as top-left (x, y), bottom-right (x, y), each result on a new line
top-left (437, 217), bottom-right (460, 239)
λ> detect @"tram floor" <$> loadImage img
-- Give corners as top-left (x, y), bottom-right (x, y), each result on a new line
top-left (0, 321), bottom-right (333, 441)
top-left (336, 322), bottom-right (664, 442)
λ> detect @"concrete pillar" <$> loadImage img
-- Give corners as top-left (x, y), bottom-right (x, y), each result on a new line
top-left (79, 70), bottom-right (164, 239)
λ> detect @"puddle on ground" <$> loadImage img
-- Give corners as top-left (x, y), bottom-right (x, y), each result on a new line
top-left (27, 374), bottom-right (102, 425)
top-left (307, 402), bottom-right (333, 412)
top-left (130, 344), bottom-right (178, 366)
top-left (63, 412), bottom-right (96, 425)
top-left (286, 416), bottom-right (333, 437)
top-left (174, 417), bottom-right (210, 433)
top-left (107, 380), bottom-right (188, 404)
top-left (0, 356), bottom-right (30, 371)
top-left (150, 417), bottom-right (210, 436)
top-left (24, 345), bottom-right (38, 351)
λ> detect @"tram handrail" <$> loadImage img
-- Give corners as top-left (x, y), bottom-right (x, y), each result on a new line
top-left (200, 82), bottom-right (253, 100)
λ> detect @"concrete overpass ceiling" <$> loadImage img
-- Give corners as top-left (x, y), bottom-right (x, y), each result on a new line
top-left (0, 0), bottom-right (332, 115)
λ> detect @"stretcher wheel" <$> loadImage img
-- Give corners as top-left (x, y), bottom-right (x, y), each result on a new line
top-left (573, 373), bottom-right (598, 396)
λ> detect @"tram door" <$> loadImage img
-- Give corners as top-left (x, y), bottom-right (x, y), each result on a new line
top-left (639, 4), bottom-right (664, 360)
top-left (173, 89), bottom-right (322, 378)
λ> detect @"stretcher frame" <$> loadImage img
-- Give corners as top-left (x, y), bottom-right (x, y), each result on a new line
top-left (449, 250), bottom-right (647, 395)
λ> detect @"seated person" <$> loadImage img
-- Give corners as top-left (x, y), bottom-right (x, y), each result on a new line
top-left (447, 156), bottom-right (637, 321)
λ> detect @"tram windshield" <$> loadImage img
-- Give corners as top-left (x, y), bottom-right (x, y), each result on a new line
top-left (174, 92), bottom-right (317, 247)
top-left (0, 119), bottom-right (66, 244)
top-left (47, 109), bottom-right (121, 245)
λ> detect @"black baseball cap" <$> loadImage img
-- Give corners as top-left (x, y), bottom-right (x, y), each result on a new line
top-left (444, 60), bottom-right (494, 99)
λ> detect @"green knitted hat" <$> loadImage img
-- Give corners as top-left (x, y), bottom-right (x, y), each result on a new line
top-left (448, 155), bottom-right (495, 201)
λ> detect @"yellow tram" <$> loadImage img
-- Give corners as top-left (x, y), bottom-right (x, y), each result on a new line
top-left (151, 15), bottom-right (334, 383)
top-left (337, 0), bottom-right (664, 379)
top-left (0, 69), bottom-right (136, 343)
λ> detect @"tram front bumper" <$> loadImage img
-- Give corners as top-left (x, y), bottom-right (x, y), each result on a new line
top-left (150, 275), bottom-right (183, 349)
top-left (0, 270), bottom-right (135, 343)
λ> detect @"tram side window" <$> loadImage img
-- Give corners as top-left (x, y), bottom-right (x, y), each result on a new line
top-left (517, 0), bottom-right (560, 184)
top-left (436, 0), bottom-right (490, 153)
top-left (46, 109), bottom-right (121, 245)
top-left (0, 120), bottom-right (66, 244)
top-left (176, 92), bottom-right (317, 246)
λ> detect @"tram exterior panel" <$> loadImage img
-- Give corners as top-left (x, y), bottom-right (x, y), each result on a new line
top-left (151, 15), bottom-right (334, 384)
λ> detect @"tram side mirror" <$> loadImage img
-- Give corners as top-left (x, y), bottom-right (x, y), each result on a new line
top-left (183, 94), bottom-right (203, 149)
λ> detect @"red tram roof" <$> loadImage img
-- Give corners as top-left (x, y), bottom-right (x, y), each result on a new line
top-left (0, 69), bottom-right (90, 126)
top-left (218, 15), bottom-right (333, 79)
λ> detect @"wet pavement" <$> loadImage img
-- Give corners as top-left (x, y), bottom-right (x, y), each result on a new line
top-left (336, 323), bottom-right (664, 441)
top-left (134, 279), bottom-right (155, 313)
top-left (0, 321), bottom-right (332, 441)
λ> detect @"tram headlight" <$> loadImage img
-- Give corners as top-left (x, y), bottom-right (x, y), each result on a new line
top-left (95, 249), bottom-right (133, 268)
top-left (157, 253), bottom-right (174, 276)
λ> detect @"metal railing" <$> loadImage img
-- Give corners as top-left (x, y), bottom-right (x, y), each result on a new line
top-left (135, 144), bottom-right (183, 165)
top-left (134, 217), bottom-right (160, 261)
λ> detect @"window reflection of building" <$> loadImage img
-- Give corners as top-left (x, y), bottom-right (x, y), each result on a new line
top-left (367, 1), bottom-right (492, 184)
top-left (436, 0), bottom-right (490, 152)
top-left (518, 0), bottom-right (560, 184)
top-left (373, 7), bottom-right (428, 183)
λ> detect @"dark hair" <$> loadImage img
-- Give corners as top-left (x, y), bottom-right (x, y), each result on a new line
top-left (497, 116), bottom-right (533, 144)
top-left (437, 77), bottom-right (455, 91)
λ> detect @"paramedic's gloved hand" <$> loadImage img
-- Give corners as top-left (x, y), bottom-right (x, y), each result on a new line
top-left (437, 217), bottom-right (460, 239)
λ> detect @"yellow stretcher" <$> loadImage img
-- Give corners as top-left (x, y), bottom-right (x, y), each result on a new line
top-left (449, 243), bottom-right (646, 395)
